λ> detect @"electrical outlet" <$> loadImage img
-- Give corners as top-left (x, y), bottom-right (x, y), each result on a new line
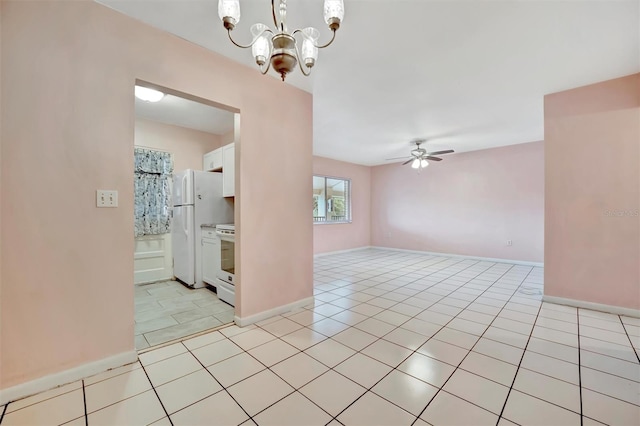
top-left (97, 190), bottom-right (118, 207)
top-left (507, 240), bottom-right (512, 246)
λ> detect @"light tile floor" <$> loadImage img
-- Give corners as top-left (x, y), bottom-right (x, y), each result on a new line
top-left (135, 280), bottom-right (235, 349)
top-left (2, 249), bottom-right (639, 425)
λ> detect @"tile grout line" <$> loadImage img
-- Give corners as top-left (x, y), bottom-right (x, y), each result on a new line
top-left (617, 315), bottom-right (640, 364)
top-left (494, 300), bottom-right (544, 425)
top-left (577, 310), bottom-right (583, 426)
top-left (177, 340), bottom-right (262, 424)
top-left (82, 380), bottom-right (88, 426)
top-left (139, 361), bottom-right (174, 425)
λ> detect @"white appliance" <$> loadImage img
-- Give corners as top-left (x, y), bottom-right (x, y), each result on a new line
top-left (172, 170), bottom-right (233, 288)
top-left (216, 224), bottom-right (236, 306)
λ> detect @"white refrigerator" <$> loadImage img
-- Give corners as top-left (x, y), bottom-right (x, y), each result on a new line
top-left (172, 169), bottom-right (233, 288)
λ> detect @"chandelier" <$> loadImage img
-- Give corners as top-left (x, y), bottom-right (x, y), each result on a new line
top-left (218, 0), bottom-right (345, 81)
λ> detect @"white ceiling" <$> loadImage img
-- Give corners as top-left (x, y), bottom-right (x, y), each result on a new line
top-left (135, 92), bottom-right (234, 135)
top-left (104, 0), bottom-right (640, 165)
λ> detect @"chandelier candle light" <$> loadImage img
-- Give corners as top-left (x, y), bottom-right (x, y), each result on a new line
top-left (218, 0), bottom-right (345, 81)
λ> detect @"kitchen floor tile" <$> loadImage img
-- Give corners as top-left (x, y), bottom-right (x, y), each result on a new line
top-left (206, 352), bottom-right (265, 387)
top-left (372, 370), bottom-right (438, 416)
top-left (227, 369), bottom-right (294, 416)
top-left (337, 391), bottom-right (416, 426)
top-left (520, 350), bottom-right (580, 385)
top-left (334, 353), bottom-right (393, 388)
top-left (309, 317), bottom-right (352, 337)
top-left (253, 391), bottom-right (332, 426)
top-left (502, 389), bottom-right (581, 426)
top-left (361, 338), bottom-right (413, 367)
top-left (443, 369), bottom-right (510, 414)
top-left (191, 337), bottom-right (243, 366)
top-left (433, 327), bottom-right (480, 350)
top-left (5, 381), bottom-right (82, 413)
top-left (155, 369), bottom-right (222, 414)
top-left (229, 327), bottom-right (276, 350)
top-left (280, 327), bottom-right (328, 350)
top-left (512, 368), bottom-right (581, 413)
top-left (417, 339), bottom-right (469, 366)
top-left (87, 390), bottom-right (165, 426)
top-left (258, 317), bottom-right (303, 337)
top-left (169, 390), bottom-right (249, 425)
top-left (271, 352), bottom-right (329, 388)
top-left (420, 391), bottom-right (498, 426)
top-left (3, 389), bottom-right (85, 426)
top-left (144, 352), bottom-right (203, 387)
top-left (332, 327), bottom-right (379, 351)
top-left (459, 351), bottom-right (518, 386)
top-left (138, 342), bottom-right (187, 366)
top-left (581, 388), bottom-right (640, 425)
top-left (397, 353), bottom-right (456, 388)
top-left (247, 338), bottom-right (299, 367)
top-left (84, 368), bottom-right (153, 413)
top-left (304, 338), bottom-right (356, 367)
top-left (299, 370), bottom-right (366, 417)
top-left (580, 366), bottom-right (640, 405)
top-left (580, 349), bottom-right (640, 382)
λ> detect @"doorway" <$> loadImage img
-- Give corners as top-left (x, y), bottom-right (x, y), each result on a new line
top-left (133, 82), bottom-right (238, 350)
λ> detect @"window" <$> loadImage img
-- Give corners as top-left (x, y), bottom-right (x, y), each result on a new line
top-left (313, 175), bottom-right (351, 223)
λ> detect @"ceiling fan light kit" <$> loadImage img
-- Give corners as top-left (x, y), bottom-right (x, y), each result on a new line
top-left (218, 0), bottom-right (344, 81)
top-left (387, 139), bottom-right (455, 170)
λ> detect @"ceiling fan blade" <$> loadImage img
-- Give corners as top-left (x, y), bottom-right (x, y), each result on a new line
top-left (425, 156), bottom-right (443, 161)
top-left (402, 159), bottom-right (413, 165)
top-left (385, 156), bottom-right (410, 161)
top-left (426, 149), bottom-right (454, 156)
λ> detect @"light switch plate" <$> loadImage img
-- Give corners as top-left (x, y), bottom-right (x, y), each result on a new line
top-left (97, 190), bottom-right (118, 207)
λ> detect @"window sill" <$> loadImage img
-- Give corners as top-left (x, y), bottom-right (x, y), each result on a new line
top-left (313, 220), bottom-right (353, 225)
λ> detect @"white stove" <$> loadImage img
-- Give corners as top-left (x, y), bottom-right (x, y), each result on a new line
top-left (216, 224), bottom-right (235, 306)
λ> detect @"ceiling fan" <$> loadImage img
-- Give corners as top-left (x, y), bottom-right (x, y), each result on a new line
top-left (386, 139), bottom-right (455, 169)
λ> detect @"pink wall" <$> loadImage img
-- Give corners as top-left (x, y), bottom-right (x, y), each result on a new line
top-left (134, 118), bottom-right (222, 172)
top-left (544, 74), bottom-right (640, 310)
top-left (313, 156), bottom-right (371, 254)
top-left (0, 0), bottom-right (312, 390)
top-left (371, 142), bottom-right (545, 262)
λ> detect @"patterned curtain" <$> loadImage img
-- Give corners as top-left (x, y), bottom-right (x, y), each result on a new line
top-left (134, 148), bottom-right (174, 237)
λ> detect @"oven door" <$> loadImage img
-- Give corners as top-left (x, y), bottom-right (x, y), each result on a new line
top-left (217, 235), bottom-right (235, 285)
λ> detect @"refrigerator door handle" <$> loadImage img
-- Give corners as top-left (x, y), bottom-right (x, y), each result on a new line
top-left (182, 174), bottom-right (188, 204)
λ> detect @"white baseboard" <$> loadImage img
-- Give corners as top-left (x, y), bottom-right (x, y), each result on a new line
top-left (542, 295), bottom-right (640, 318)
top-left (0, 350), bottom-right (138, 406)
top-left (314, 246), bottom-right (372, 258)
top-left (370, 246), bottom-right (544, 267)
top-left (234, 296), bottom-right (315, 327)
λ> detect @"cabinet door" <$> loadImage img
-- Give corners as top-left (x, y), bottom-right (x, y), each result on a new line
top-left (222, 143), bottom-right (235, 197)
top-left (203, 149), bottom-right (223, 171)
top-left (202, 237), bottom-right (220, 286)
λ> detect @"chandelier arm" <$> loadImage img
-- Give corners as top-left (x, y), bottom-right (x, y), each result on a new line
top-left (293, 42), bottom-right (312, 77)
top-left (316, 29), bottom-right (337, 49)
top-left (271, 0), bottom-right (280, 30)
top-left (226, 28), bottom-right (274, 49)
top-left (291, 28), bottom-right (337, 49)
top-left (259, 59), bottom-right (272, 75)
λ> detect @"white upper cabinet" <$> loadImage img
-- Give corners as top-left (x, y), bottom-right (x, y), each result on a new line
top-left (203, 148), bottom-right (222, 171)
top-left (222, 143), bottom-right (235, 198)
top-left (203, 143), bottom-right (234, 197)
